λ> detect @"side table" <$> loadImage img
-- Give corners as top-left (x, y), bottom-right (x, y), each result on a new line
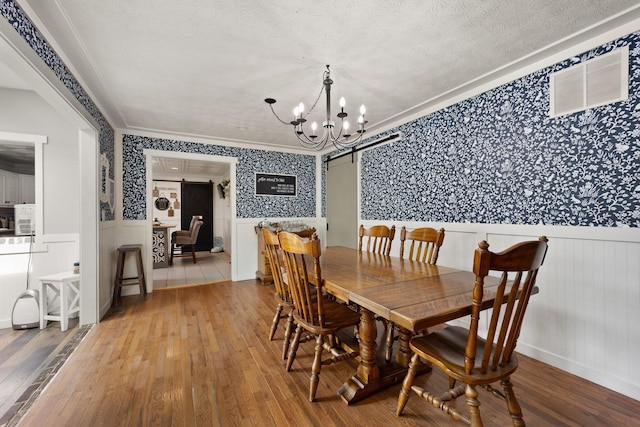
top-left (38, 271), bottom-right (80, 331)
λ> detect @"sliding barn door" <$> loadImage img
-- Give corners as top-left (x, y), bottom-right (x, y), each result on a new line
top-left (326, 155), bottom-right (358, 248)
top-left (180, 181), bottom-right (213, 252)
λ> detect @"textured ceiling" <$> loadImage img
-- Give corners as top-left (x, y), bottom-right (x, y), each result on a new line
top-left (5, 1), bottom-right (640, 154)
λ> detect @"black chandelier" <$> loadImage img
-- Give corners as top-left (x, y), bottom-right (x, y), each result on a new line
top-left (264, 65), bottom-right (367, 151)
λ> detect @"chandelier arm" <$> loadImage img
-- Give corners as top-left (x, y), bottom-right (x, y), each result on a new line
top-left (333, 132), bottom-right (364, 149)
top-left (295, 132), bottom-right (327, 150)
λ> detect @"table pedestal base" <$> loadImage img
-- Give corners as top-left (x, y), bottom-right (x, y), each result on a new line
top-left (339, 362), bottom-right (431, 405)
top-left (337, 309), bottom-right (431, 405)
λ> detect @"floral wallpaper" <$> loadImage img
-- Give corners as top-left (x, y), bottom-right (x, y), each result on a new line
top-left (1, 0), bottom-right (115, 220)
top-left (122, 135), bottom-right (316, 220)
top-left (358, 32), bottom-right (640, 227)
top-left (5, 0), bottom-right (639, 227)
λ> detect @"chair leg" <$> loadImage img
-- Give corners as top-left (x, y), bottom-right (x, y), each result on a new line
top-left (135, 249), bottom-right (146, 302)
top-left (384, 321), bottom-right (395, 362)
top-left (286, 325), bottom-right (302, 371)
top-left (309, 334), bottom-right (325, 402)
top-left (396, 352), bottom-right (420, 415)
top-left (501, 378), bottom-right (525, 426)
top-left (191, 244), bottom-right (197, 263)
top-left (269, 304), bottom-right (283, 341)
top-left (112, 251), bottom-right (125, 306)
top-left (465, 384), bottom-right (483, 427)
top-left (282, 310), bottom-right (294, 360)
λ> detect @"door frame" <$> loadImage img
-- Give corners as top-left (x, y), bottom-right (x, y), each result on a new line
top-left (1, 24), bottom-right (101, 326)
top-left (144, 149), bottom-right (237, 290)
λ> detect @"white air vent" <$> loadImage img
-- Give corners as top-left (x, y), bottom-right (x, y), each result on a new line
top-left (549, 45), bottom-right (628, 117)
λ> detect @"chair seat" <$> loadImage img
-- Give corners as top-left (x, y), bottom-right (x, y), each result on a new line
top-left (410, 326), bottom-right (520, 385)
top-left (293, 298), bottom-right (360, 335)
top-left (173, 235), bottom-right (195, 245)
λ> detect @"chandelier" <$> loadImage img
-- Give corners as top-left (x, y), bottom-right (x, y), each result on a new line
top-left (264, 65), bottom-right (367, 151)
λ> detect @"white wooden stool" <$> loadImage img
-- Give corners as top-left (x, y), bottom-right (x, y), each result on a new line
top-left (38, 271), bottom-right (80, 331)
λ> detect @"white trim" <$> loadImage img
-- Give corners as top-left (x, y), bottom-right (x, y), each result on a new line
top-left (123, 128), bottom-right (317, 156)
top-left (79, 128), bottom-right (99, 325)
top-left (0, 131), bottom-right (47, 248)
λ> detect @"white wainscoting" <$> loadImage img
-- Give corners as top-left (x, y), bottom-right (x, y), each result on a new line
top-left (99, 220), bottom-right (118, 320)
top-left (361, 220), bottom-right (640, 400)
top-left (0, 234), bottom-right (79, 329)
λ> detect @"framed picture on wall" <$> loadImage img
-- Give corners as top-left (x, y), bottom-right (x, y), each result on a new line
top-left (255, 173), bottom-right (297, 196)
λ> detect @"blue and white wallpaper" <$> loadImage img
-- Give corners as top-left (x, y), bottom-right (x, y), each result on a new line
top-left (1, 0), bottom-right (115, 220)
top-left (122, 135), bottom-right (316, 220)
top-left (5, 0), bottom-right (639, 228)
top-left (357, 32), bottom-right (640, 227)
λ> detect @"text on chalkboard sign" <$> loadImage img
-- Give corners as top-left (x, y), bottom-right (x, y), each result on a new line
top-left (255, 173), bottom-right (297, 196)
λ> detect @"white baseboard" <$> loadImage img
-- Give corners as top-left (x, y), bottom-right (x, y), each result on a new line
top-left (517, 342), bottom-right (640, 401)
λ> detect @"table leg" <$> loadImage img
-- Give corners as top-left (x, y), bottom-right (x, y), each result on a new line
top-left (356, 309), bottom-right (379, 382)
top-left (39, 282), bottom-right (47, 329)
top-left (60, 281), bottom-right (68, 332)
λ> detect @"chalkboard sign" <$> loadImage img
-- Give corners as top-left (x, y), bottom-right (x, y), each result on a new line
top-left (255, 173), bottom-right (297, 196)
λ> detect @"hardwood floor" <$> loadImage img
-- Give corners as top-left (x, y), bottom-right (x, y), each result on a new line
top-left (0, 250), bottom-right (231, 426)
top-left (12, 280), bottom-right (640, 426)
top-left (0, 317), bottom-right (84, 426)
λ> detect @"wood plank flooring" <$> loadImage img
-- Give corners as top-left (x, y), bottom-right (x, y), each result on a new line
top-left (0, 318), bottom-right (83, 426)
top-left (13, 280), bottom-right (640, 426)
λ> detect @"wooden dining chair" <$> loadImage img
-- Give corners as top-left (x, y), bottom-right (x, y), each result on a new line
top-left (396, 236), bottom-right (549, 426)
top-left (383, 226), bottom-right (446, 362)
top-left (278, 231), bottom-right (361, 402)
top-left (399, 226), bottom-right (445, 264)
top-left (358, 224), bottom-right (395, 255)
top-left (262, 228), bottom-right (295, 359)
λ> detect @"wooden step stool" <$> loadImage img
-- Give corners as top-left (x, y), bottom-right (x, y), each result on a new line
top-left (113, 244), bottom-right (146, 306)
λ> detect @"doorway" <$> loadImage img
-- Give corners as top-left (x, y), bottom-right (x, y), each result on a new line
top-left (326, 154), bottom-right (358, 248)
top-left (181, 180), bottom-right (213, 252)
top-left (145, 150), bottom-right (236, 290)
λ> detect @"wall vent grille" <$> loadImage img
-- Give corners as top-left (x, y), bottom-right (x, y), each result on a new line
top-left (549, 45), bottom-right (628, 117)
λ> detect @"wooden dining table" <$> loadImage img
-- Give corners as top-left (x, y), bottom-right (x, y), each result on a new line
top-left (318, 246), bottom-right (522, 405)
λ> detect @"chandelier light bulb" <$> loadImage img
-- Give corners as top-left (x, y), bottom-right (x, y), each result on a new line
top-left (358, 115), bottom-right (364, 124)
top-left (360, 104), bottom-right (366, 115)
top-left (311, 121), bottom-right (318, 132)
top-left (339, 97), bottom-right (346, 108)
top-left (343, 121), bottom-right (350, 131)
top-left (293, 106), bottom-right (299, 118)
top-left (298, 102), bottom-right (305, 114)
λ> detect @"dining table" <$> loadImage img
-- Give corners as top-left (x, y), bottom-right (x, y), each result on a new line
top-left (318, 246), bottom-right (532, 405)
